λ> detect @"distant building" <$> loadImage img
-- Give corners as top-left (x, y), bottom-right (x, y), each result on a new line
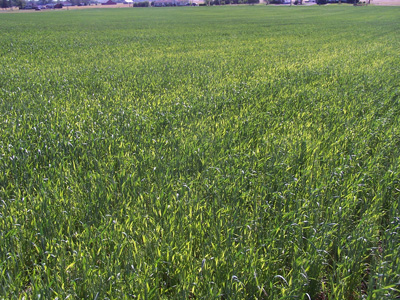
top-left (102, 0), bottom-right (117, 4)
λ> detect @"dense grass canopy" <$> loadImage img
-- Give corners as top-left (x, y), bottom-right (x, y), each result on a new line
top-left (1, 5), bottom-right (400, 299)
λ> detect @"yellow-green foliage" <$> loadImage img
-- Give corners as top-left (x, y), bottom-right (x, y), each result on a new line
top-left (0, 6), bottom-right (399, 299)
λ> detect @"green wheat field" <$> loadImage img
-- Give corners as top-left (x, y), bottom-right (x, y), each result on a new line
top-left (1, 5), bottom-right (399, 299)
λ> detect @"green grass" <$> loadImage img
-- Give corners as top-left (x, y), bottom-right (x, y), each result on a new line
top-left (1, 5), bottom-right (400, 299)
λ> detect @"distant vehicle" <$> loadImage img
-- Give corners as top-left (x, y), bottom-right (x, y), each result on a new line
top-left (34, 6), bottom-right (41, 10)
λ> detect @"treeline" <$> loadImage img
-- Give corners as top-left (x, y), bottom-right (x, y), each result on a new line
top-left (1, 0), bottom-right (17, 8)
top-left (316, 0), bottom-right (359, 3)
top-left (133, 1), bottom-right (149, 6)
top-left (204, 0), bottom-right (259, 4)
top-left (1, 0), bottom-right (92, 9)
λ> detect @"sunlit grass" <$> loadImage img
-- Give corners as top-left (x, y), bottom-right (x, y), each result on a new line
top-left (0, 5), bottom-right (399, 299)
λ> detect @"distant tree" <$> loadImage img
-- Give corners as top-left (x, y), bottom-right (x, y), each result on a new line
top-left (1, 0), bottom-right (9, 8)
top-left (133, 1), bottom-right (149, 6)
top-left (15, 0), bottom-right (26, 7)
